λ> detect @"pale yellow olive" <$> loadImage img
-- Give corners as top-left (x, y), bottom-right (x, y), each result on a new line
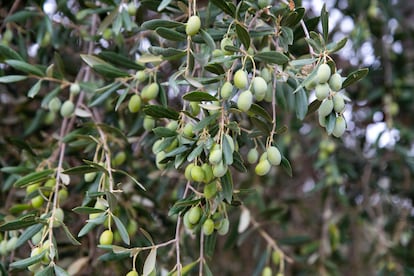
top-left (247, 148), bottom-right (259, 164)
top-left (99, 230), bottom-right (114, 245)
top-left (186, 15), bottom-right (201, 36)
top-left (202, 218), bottom-right (215, 235)
top-left (332, 116), bottom-right (346, 137)
top-left (237, 90), bottom-right (253, 112)
top-left (234, 69), bottom-right (248, 89)
top-left (255, 159), bottom-right (271, 176)
top-left (266, 146), bottom-right (282, 166)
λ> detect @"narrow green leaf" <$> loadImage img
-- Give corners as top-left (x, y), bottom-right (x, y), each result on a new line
top-left (141, 19), bottom-right (184, 30)
top-left (72, 207), bottom-right (105, 214)
top-left (16, 223), bottom-right (44, 248)
top-left (27, 80), bottom-right (42, 98)
top-left (81, 55), bottom-right (129, 78)
top-left (158, 0), bottom-right (173, 11)
top-left (114, 169), bottom-right (146, 191)
top-left (342, 68), bottom-right (369, 89)
top-left (210, 0), bottom-right (235, 16)
top-left (326, 113), bottom-right (336, 134)
top-left (0, 44), bottom-right (24, 60)
top-left (0, 75), bottom-right (27, 83)
top-left (164, 145), bottom-right (189, 158)
top-left (321, 4), bottom-right (329, 42)
top-left (5, 10), bottom-right (39, 23)
top-left (78, 221), bottom-right (99, 237)
top-left (204, 63), bottom-right (225, 75)
top-left (235, 23), bottom-right (250, 49)
top-left (187, 143), bottom-right (203, 162)
top-left (148, 47), bottom-right (186, 60)
top-left (98, 51), bottom-right (144, 70)
top-left (6, 59), bottom-right (44, 76)
top-left (170, 260), bottom-right (199, 276)
top-left (232, 151), bottom-right (247, 173)
top-left (153, 127), bottom-right (177, 137)
top-left (62, 223), bottom-right (81, 245)
top-left (183, 91), bottom-right (218, 102)
top-left (204, 233), bottom-right (216, 258)
top-left (193, 113), bottom-right (219, 132)
top-left (14, 169), bottom-right (55, 188)
top-left (248, 104), bottom-right (272, 123)
top-left (254, 51), bottom-right (289, 65)
top-left (222, 135), bottom-right (234, 165)
top-left (54, 265), bottom-right (70, 276)
top-left (156, 27), bottom-right (186, 41)
top-left (200, 29), bottom-right (216, 50)
top-left (113, 215), bottom-right (130, 245)
top-left (295, 88), bottom-right (308, 120)
top-left (62, 165), bottom-right (101, 175)
top-left (327, 37), bottom-right (348, 54)
top-left (0, 217), bottom-right (40, 231)
top-left (89, 82), bottom-right (123, 107)
top-left (143, 105), bottom-right (180, 120)
top-left (281, 156), bottom-right (292, 177)
top-left (221, 171), bottom-right (233, 203)
top-left (143, 248), bottom-right (157, 276)
top-left (10, 251), bottom-right (46, 269)
top-left (5, 137), bottom-right (37, 156)
top-left (97, 8), bottom-right (119, 35)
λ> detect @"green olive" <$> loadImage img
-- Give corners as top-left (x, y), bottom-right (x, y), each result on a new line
top-left (209, 148), bottom-right (223, 165)
top-left (190, 165), bottom-right (205, 182)
top-left (183, 123), bottom-right (194, 137)
top-left (31, 195), bottom-right (44, 208)
top-left (52, 207), bottom-right (64, 227)
top-left (329, 73), bottom-right (343, 91)
top-left (221, 81), bottom-right (233, 99)
top-left (252, 77), bottom-right (268, 101)
top-left (203, 218), bottom-right (215, 235)
top-left (332, 116), bottom-right (346, 137)
top-left (60, 100), bottom-right (75, 118)
top-left (126, 270), bottom-right (139, 276)
top-left (99, 230), bottom-right (114, 245)
top-left (217, 218), bottom-right (229, 235)
top-left (84, 172), bottom-right (97, 182)
top-left (70, 83), bottom-right (80, 95)
top-left (261, 266), bottom-right (272, 276)
top-left (186, 15), bottom-right (201, 36)
top-left (317, 63), bottom-right (331, 83)
top-left (143, 116), bottom-right (155, 131)
top-left (202, 163), bottom-right (214, 183)
top-left (220, 37), bottom-right (234, 55)
top-left (255, 159), bottom-right (271, 176)
top-left (128, 94), bottom-right (142, 113)
top-left (6, 236), bottom-right (18, 252)
top-left (266, 146), bottom-right (282, 166)
top-left (48, 97), bottom-right (61, 112)
top-left (204, 181), bottom-right (217, 199)
top-left (135, 70), bottom-right (147, 82)
top-left (112, 151), bottom-right (127, 166)
top-left (155, 151), bottom-right (167, 170)
top-left (333, 93), bottom-right (345, 113)
top-left (127, 2), bottom-right (137, 16)
top-left (185, 163), bottom-right (195, 181)
top-left (212, 161), bottom-right (227, 178)
top-left (234, 69), bottom-right (248, 89)
top-left (315, 83), bottom-right (330, 101)
top-left (247, 148), bottom-right (259, 164)
top-left (188, 206), bottom-right (202, 224)
top-left (141, 83), bottom-right (159, 101)
top-left (258, 0), bottom-right (271, 8)
top-left (237, 90), bottom-right (253, 112)
top-left (318, 98), bottom-right (334, 117)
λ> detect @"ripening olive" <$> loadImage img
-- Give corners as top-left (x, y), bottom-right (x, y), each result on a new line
top-left (220, 37), bottom-right (233, 55)
top-left (315, 83), bottom-right (330, 101)
top-left (126, 270), bottom-right (139, 276)
top-left (48, 97), bottom-right (61, 112)
top-left (266, 146), bottom-right (282, 166)
top-left (234, 69), bottom-right (248, 89)
top-left (212, 161), bottom-right (227, 178)
top-left (60, 100), bottom-right (75, 118)
top-left (247, 148), bottom-right (259, 164)
top-left (188, 206), bottom-right (202, 224)
top-left (203, 218), bottom-right (215, 235)
top-left (70, 83), bottom-right (80, 95)
top-left (329, 73), bottom-right (343, 91)
top-left (255, 159), bottom-right (271, 176)
top-left (141, 83), bottom-right (159, 101)
top-left (332, 116), bottom-right (346, 137)
top-left (317, 63), bottom-right (331, 83)
top-left (128, 94), bottom-right (142, 113)
top-left (99, 230), bottom-right (114, 245)
top-left (204, 181), bottom-right (217, 199)
top-left (186, 15), bottom-right (201, 36)
top-left (318, 98), bottom-right (334, 117)
top-left (190, 165), bottom-right (205, 182)
top-left (333, 93), bottom-right (345, 113)
top-left (252, 77), bottom-right (267, 101)
top-left (237, 90), bottom-right (253, 112)
top-left (221, 81), bottom-right (233, 99)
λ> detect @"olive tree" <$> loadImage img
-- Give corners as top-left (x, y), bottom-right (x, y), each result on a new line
top-left (0, 0), bottom-right (372, 275)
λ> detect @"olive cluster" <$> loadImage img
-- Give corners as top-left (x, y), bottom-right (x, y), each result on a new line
top-left (45, 83), bottom-right (80, 124)
top-left (128, 73), bottom-right (159, 114)
top-left (247, 145), bottom-right (282, 176)
top-left (307, 63), bottom-right (347, 138)
top-left (26, 178), bottom-right (68, 209)
top-left (183, 205), bottom-right (229, 236)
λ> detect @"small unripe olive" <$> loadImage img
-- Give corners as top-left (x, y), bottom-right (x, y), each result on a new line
top-left (212, 49), bottom-right (223, 58)
top-left (44, 111), bottom-right (56, 125)
top-left (166, 120), bottom-right (178, 131)
top-left (128, 94), bottom-right (142, 113)
top-left (318, 99), bottom-right (334, 117)
top-left (31, 231), bottom-right (42, 246)
top-left (99, 230), bottom-right (114, 245)
top-left (204, 181), bottom-right (217, 199)
top-left (332, 116), bottom-right (346, 137)
top-left (224, 134), bottom-right (235, 153)
top-left (185, 163), bottom-right (195, 181)
top-left (259, 152), bottom-right (268, 161)
top-left (152, 139), bottom-right (163, 154)
top-left (70, 83), bottom-right (80, 95)
top-left (112, 151), bottom-right (127, 166)
top-left (190, 165), bottom-right (205, 182)
top-left (261, 67), bottom-right (272, 82)
top-left (329, 73), bottom-right (343, 91)
top-left (48, 97), bottom-right (61, 112)
top-left (333, 93), bottom-right (345, 113)
top-left (189, 102), bottom-right (200, 116)
top-left (305, 77), bottom-right (317, 91)
top-left (31, 195), bottom-right (44, 208)
top-left (247, 148), bottom-right (259, 164)
top-left (188, 206), bottom-right (202, 224)
top-left (261, 266), bottom-right (272, 276)
top-left (58, 188), bottom-right (68, 202)
top-left (135, 70), bottom-right (147, 82)
top-left (52, 207), bottom-right (64, 227)
top-left (6, 236), bottom-right (18, 252)
top-left (143, 116), bottom-right (155, 131)
top-left (127, 2), bottom-right (137, 16)
top-left (255, 159), bottom-right (271, 176)
top-left (315, 83), bottom-right (330, 101)
top-left (26, 183), bottom-right (40, 195)
top-left (272, 250), bottom-right (281, 265)
top-left (258, 0), bottom-right (271, 8)
top-left (212, 161), bottom-right (227, 178)
top-left (234, 70), bottom-right (248, 89)
top-left (60, 100), bottom-right (75, 118)
top-left (141, 83), bottom-right (159, 101)
top-left (186, 15), bottom-right (201, 36)
top-left (155, 151), bottom-right (167, 170)
top-left (318, 113), bottom-right (327, 127)
top-left (317, 63), bottom-right (331, 83)
top-left (203, 218), bottom-right (215, 235)
top-left (209, 148), bottom-right (223, 165)
top-left (237, 90), bottom-right (253, 112)
top-left (84, 172), bottom-right (97, 182)
top-left (266, 146), bottom-right (282, 166)
top-left (201, 163), bottom-right (214, 183)
top-left (183, 123), bottom-right (194, 137)
top-left (126, 270), bottom-right (139, 276)
top-left (102, 28), bottom-right (112, 40)
top-left (30, 246), bottom-right (43, 257)
top-left (183, 211), bottom-right (195, 230)
top-left (220, 37), bottom-right (233, 55)
top-left (217, 218), bottom-right (229, 235)
top-left (0, 240), bottom-right (7, 256)
top-left (252, 77), bottom-right (267, 101)
top-left (165, 138), bottom-right (178, 153)
top-left (221, 81), bottom-right (233, 99)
